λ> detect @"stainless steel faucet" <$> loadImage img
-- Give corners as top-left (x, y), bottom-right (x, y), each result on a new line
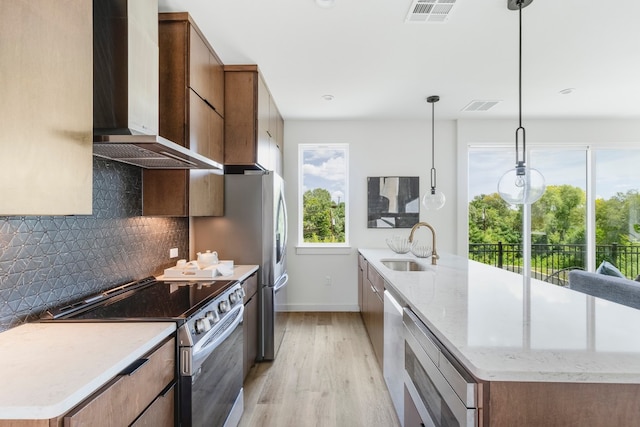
top-left (409, 222), bottom-right (439, 265)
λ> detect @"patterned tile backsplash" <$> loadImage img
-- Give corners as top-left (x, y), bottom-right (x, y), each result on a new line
top-left (0, 158), bottom-right (188, 331)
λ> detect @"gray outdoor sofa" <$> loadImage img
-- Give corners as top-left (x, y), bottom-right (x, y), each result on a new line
top-left (568, 269), bottom-right (640, 310)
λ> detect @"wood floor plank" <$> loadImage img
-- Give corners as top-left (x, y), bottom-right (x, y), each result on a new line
top-left (239, 312), bottom-right (401, 427)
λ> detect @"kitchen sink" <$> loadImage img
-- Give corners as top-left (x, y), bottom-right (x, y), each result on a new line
top-left (381, 259), bottom-right (427, 272)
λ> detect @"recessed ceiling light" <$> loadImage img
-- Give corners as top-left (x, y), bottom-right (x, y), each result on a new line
top-left (315, 0), bottom-right (335, 8)
top-left (559, 88), bottom-right (576, 95)
top-left (322, 94), bottom-right (335, 101)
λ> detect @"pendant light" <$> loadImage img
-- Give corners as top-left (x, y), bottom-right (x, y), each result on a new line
top-left (497, 0), bottom-right (546, 205)
top-left (422, 95), bottom-right (446, 210)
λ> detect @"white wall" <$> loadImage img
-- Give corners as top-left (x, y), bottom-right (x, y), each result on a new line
top-left (283, 120), bottom-right (457, 311)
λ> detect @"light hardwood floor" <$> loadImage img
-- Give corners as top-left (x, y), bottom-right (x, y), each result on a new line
top-left (239, 312), bottom-right (401, 427)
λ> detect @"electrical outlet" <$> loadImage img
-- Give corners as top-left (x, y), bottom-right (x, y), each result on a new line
top-left (169, 248), bottom-right (179, 258)
top-left (324, 275), bottom-right (332, 286)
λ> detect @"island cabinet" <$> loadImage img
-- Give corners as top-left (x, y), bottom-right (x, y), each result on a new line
top-left (143, 12), bottom-right (224, 217)
top-left (357, 254), bottom-right (365, 311)
top-left (359, 248), bottom-right (640, 427)
top-left (62, 337), bottom-right (176, 427)
top-left (360, 256), bottom-right (384, 369)
top-left (224, 65), bottom-right (284, 176)
top-left (241, 271), bottom-right (259, 380)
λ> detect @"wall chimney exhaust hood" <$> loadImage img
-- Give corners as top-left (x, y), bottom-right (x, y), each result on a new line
top-left (92, 0), bottom-right (222, 171)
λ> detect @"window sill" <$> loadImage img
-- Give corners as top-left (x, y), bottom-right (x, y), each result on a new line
top-left (295, 246), bottom-right (352, 255)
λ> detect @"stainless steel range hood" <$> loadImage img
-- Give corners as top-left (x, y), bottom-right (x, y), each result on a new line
top-left (93, 0), bottom-right (222, 171)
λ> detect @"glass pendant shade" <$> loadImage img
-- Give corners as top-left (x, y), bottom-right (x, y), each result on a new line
top-left (422, 188), bottom-right (446, 210)
top-left (497, 163), bottom-right (546, 205)
top-left (498, 0), bottom-right (546, 205)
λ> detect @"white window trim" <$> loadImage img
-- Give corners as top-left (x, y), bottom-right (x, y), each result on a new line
top-left (297, 143), bottom-right (350, 248)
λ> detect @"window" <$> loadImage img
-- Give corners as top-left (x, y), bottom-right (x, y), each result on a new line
top-left (298, 144), bottom-right (348, 246)
top-left (468, 144), bottom-right (640, 281)
top-left (594, 150), bottom-right (640, 278)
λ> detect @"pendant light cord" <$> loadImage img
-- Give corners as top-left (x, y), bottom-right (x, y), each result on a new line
top-left (431, 100), bottom-right (436, 191)
top-left (515, 0), bottom-right (526, 169)
top-left (519, 1), bottom-right (522, 129)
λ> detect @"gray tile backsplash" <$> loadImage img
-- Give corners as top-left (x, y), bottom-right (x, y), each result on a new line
top-left (0, 158), bottom-right (188, 331)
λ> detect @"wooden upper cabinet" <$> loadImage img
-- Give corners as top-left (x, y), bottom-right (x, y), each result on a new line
top-left (142, 13), bottom-right (224, 217)
top-left (257, 76), bottom-right (272, 170)
top-left (0, 0), bottom-right (93, 216)
top-left (189, 26), bottom-right (224, 116)
top-left (224, 65), bottom-right (284, 175)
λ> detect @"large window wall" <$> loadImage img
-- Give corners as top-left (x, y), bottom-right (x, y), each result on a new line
top-left (468, 144), bottom-right (640, 282)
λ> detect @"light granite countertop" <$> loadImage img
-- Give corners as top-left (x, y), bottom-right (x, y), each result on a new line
top-left (360, 248), bottom-right (640, 384)
top-left (0, 322), bottom-right (176, 419)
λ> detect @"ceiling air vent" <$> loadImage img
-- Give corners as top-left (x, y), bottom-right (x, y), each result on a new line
top-left (462, 100), bottom-right (502, 112)
top-left (405, 0), bottom-right (457, 23)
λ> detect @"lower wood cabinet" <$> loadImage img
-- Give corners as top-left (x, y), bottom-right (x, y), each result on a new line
top-left (357, 254), bottom-right (364, 311)
top-left (62, 337), bottom-right (176, 427)
top-left (360, 257), bottom-right (384, 370)
top-left (130, 385), bottom-right (175, 427)
top-left (242, 272), bottom-right (259, 379)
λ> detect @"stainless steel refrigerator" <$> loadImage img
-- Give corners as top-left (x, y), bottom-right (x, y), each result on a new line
top-left (192, 171), bottom-right (288, 361)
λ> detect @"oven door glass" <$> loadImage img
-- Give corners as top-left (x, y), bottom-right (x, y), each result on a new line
top-left (405, 343), bottom-right (460, 427)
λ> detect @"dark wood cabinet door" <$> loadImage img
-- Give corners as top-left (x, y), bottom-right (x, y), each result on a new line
top-left (189, 90), bottom-right (210, 158)
top-left (189, 25), bottom-right (212, 102)
top-left (224, 68), bottom-right (258, 166)
top-left (243, 295), bottom-right (258, 380)
top-left (64, 338), bottom-right (175, 426)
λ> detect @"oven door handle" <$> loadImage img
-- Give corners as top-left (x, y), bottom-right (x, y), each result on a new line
top-left (192, 303), bottom-right (244, 359)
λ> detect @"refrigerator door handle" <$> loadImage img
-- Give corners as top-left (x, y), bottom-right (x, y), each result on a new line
top-left (274, 273), bottom-right (289, 292)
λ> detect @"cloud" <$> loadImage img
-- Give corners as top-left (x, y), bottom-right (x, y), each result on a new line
top-left (303, 153), bottom-right (346, 182)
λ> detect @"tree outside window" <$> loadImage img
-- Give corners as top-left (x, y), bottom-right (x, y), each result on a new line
top-left (468, 147), bottom-right (640, 281)
top-left (299, 144), bottom-right (348, 245)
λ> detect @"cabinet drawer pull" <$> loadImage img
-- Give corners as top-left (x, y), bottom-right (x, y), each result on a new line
top-left (370, 285), bottom-right (377, 294)
top-left (120, 358), bottom-right (149, 376)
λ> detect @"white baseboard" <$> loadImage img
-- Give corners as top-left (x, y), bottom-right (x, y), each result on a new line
top-left (278, 304), bottom-right (360, 312)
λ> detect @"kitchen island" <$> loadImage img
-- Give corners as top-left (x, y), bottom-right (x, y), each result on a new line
top-left (360, 248), bottom-right (640, 426)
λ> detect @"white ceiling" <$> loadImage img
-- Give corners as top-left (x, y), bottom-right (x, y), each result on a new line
top-left (158, 0), bottom-right (640, 121)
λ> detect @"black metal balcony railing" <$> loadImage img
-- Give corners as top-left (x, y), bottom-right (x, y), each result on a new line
top-left (469, 242), bottom-right (640, 286)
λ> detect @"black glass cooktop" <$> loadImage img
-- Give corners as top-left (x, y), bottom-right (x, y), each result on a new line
top-left (54, 279), bottom-right (236, 322)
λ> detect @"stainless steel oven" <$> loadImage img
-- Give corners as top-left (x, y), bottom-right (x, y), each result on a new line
top-left (179, 282), bottom-right (244, 427)
top-left (45, 277), bottom-right (245, 427)
top-left (403, 308), bottom-right (479, 427)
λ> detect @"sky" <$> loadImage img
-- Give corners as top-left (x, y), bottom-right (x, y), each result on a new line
top-left (301, 146), bottom-right (347, 204)
top-left (469, 149), bottom-right (640, 202)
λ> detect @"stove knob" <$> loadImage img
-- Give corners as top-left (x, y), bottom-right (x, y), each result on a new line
top-left (195, 318), bottom-right (211, 334)
top-left (219, 300), bottom-right (230, 313)
top-left (205, 310), bottom-right (220, 325)
top-left (229, 292), bottom-right (238, 304)
top-left (237, 288), bottom-right (246, 299)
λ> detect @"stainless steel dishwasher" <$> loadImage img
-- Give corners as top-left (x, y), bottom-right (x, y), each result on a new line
top-left (403, 308), bottom-right (479, 427)
top-left (384, 290), bottom-right (405, 424)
